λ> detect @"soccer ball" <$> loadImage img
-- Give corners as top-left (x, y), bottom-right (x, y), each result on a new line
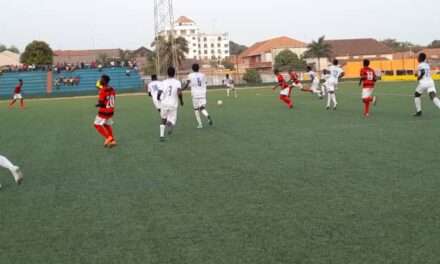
top-left (217, 100), bottom-right (223, 106)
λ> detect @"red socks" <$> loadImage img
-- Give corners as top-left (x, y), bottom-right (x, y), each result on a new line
top-left (94, 125), bottom-right (110, 139)
top-left (104, 125), bottom-right (114, 139)
top-left (280, 96), bottom-right (293, 109)
top-left (363, 97), bottom-right (373, 115)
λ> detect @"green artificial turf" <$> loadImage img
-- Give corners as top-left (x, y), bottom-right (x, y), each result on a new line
top-left (0, 81), bottom-right (439, 264)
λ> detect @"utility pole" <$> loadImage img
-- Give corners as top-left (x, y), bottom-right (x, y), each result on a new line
top-left (154, 0), bottom-right (178, 76)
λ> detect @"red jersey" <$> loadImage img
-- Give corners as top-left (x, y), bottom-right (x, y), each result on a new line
top-left (97, 86), bottom-right (116, 119)
top-left (360, 67), bottom-right (376, 88)
top-left (289, 72), bottom-right (301, 84)
top-left (15, 84), bottom-right (22, 94)
top-left (276, 74), bottom-right (289, 89)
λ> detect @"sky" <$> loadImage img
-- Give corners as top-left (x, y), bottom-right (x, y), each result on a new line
top-left (1, 0), bottom-right (439, 51)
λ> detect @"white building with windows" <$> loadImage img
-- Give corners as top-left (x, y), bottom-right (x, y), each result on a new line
top-left (162, 16), bottom-right (230, 61)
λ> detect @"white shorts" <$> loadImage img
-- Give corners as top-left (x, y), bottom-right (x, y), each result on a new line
top-left (325, 83), bottom-right (336, 93)
top-left (311, 81), bottom-right (320, 92)
top-left (152, 98), bottom-right (161, 110)
top-left (362, 88), bottom-right (374, 99)
top-left (280, 88), bottom-right (291, 96)
top-left (416, 81), bottom-right (437, 94)
top-left (226, 84), bottom-right (235, 89)
top-left (94, 116), bottom-right (114, 126)
top-left (160, 107), bottom-right (178, 125)
top-left (192, 97), bottom-right (207, 109)
top-left (13, 93), bottom-right (23, 100)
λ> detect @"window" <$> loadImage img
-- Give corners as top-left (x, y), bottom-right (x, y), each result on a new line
top-left (204, 50), bottom-right (208, 54)
top-left (225, 50), bottom-right (229, 54)
top-left (180, 30), bottom-right (187, 35)
top-left (211, 44), bottom-right (215, 48)
top-left (193, 50), bottom-right (197, 53)
top-left (192, 37), bottom-right (196, 40)
top-left (204, 37), bottom-right (207, 41)
top-left (212, 55), bottom-right (217, 60)
top-left (211, 50), bottom-right (215, 54)
top-left (225, 44), bottom-right (229, 48)
top-left (193, 43), bottom-right (197, 47)
top-left (191, 30), bottom-right (196, 34)
top-left (204, 44), bottom-right (208, 48)
top-left (218, 37), bottom-right (222, 41)
top-left (218, 44), bottom-right (221, 47)
top-left (218, 49), bottom-right (222, 54)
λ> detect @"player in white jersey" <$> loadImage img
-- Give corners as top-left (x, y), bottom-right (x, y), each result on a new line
top-left (414, 53), bottom-right (440, 116)
top-left (147, 74), bottom-right (162, 112)
top-left (306, 66), bottom-right (323, 99)
top-left (0, 154), bottom-right (23, 188)
top-left (184, 64), bottom-right (214, 129)
top-left (157, 67), bottom-right (184, 142)
top-left (223, 74), bottom-right (238, 98)
top-left (326, 59), bottom-right (345, 110)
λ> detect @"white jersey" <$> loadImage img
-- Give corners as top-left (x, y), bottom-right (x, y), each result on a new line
top-left (328, 65), bottom-right (344, 84)
top-left (160, 78), bottom-right (182, 109)
top-left (188, 72), bottom-right (207, 99)
top-left (224, 77), bottom-right (234, 87)
top-left (148, 81), bottom-right (162, 98)
top-left (308, 71), bottom-right (320, 83)
top-left (418, 62), bottom-right (434, 84)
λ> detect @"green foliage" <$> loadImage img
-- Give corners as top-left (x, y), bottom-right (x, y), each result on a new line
top-left (304, 36), bottom-right (332, 59)
top-left (151, 35), bottom-right (189, 74)
top-left (229, 41), bottom-right (247, 55)
top-left (20, 41), bottom-right (53, 65)
top-left (243, 69), bottom-right (262, 84)
top-left (0, 44), bottom-right (20, 54)
top-left (221, 59), bottom-right (235, 70)
top-left (274, 49), bottom-right (307, 72)
top-left (428, 40), bottom-right (440, 49)
top-left (380, 39), bottom-right (423, 52)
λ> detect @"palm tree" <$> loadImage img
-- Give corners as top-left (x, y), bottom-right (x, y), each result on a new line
top-left (151, 35), bottom-right (189, 74)
top-left (304, 36), bottom-right (333, 74)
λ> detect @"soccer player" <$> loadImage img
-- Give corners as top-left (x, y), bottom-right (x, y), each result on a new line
top-left (307, 66), bottom-right (323, 99)
top-left (359, 59), bottom-right (377, 117)
top-left (273, 69), bottom-right (293, 109)
top-left (185, 64), bottom-right (213, 129)
top-left (0, 155), bottom-right (23, 186)
top-left (157, 67), bottom-right (184, 141)
top-left (326, 60), bottom-right (345, 110)
top-left (9, 79), bottom-right (25, 109)
top-left (414, 53), bottom-right (440, 116)
top-left (147, 74), bottom-right (162, 112)
top-left (288, 70), bottom-right (304, 90)
top-left (93, 75), bottom-right (117, 148)
top-left (223, 74), bottom-right (238, 98)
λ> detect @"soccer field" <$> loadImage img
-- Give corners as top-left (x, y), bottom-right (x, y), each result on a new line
top-left (1, 81), bottom-right (440, 263)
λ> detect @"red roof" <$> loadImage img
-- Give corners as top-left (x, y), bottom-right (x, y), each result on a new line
top-left (240, 36), bottom-right (306, 58)
top-left (325, 38), bottom-right (393, 57)
top-left (175, 16), bottom-right (195, 25)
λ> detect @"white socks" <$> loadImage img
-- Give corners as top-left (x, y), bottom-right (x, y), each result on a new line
top-left (0, 155), bottom-right (15, 172)
top-left (332, 94), bottom-right (338, 106)
top-left (227, 89), bottom-right (230, 97)
top-left (201, 109), bottom-right (209, 117)
top-left (415, 97), bottom-right (422, 112)
top-left (194, 111), bottom-right (202, 127)
top-left (433, 97), bottom-right (440, 109)
top-left (327, 93), bottom-right (337, 108)
top-left (160, 125), bottom-right (166, 138)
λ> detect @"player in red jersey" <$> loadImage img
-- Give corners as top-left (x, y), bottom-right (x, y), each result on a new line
top-left (273, 69), bottom-right (293, 109)
top-left (359, 59), bottom-right (377, 117)
top-left (9, 79), bottom-right (25, 109)
top-left (94, 75), bottom-right (117, 148)
top-left (288, 70), bottom-right (308, 92)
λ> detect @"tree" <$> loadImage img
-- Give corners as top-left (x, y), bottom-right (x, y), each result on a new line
top-left (221, 59), bottom-right (235, 70)
top-left (0, 44), bottom-right (6, 52)
top-left (380, 39), bottom-right (422, 52)
top-left (97, 53), bottom-right (109, 65)
top-left (229, 41), bottom-right (247, 55)
top-left (428, 40), bottom-right (440, 49)
top-left (304, 36), bottom-right (332, 73)
top-left (151, 35), bottom-right (189, 74)
top-left (8, 46), bottom-right (20, 54)
top-left (274, 49), bottom-right (307, 72)
top-left (20, 41), bottom-right (53, 65)
top-left (243, 69), bottom-right (262, 84)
